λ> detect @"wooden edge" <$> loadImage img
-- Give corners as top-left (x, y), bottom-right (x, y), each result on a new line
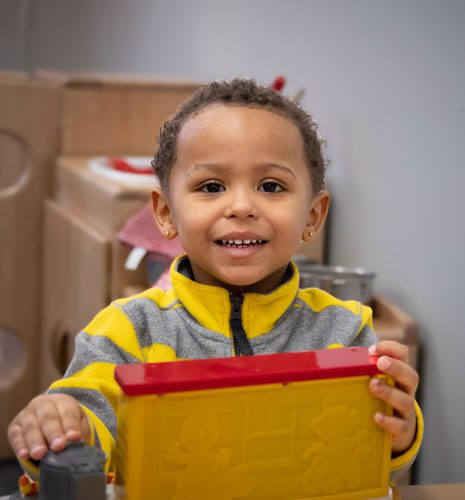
top-left (33, 69), bottom-right (204, 90)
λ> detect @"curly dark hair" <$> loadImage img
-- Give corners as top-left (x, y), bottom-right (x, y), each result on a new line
top-left (152, 78), bottom-right (327, 194)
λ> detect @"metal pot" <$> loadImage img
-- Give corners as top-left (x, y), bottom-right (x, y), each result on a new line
top-left (294, 259), bottom-right (375, 304)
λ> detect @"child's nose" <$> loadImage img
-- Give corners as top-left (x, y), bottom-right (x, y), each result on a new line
top-left (224, 188), bottom-right (258, 219)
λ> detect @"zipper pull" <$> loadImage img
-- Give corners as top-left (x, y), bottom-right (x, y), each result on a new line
top-left (231, 294), bottom-right (243, 317)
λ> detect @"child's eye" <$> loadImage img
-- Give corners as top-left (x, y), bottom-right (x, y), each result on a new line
top-left (259, 182), bottom-right (283, 193)
top-left (200, 182), bottom-right (225, 193)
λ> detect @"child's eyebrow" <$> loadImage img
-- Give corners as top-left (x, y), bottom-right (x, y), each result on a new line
top-left (187, 162), bottom-right (297, 179)
top-left (188, 163), bottom-right (225, 176)
top-left (257, 163), bottom-right (297, 180)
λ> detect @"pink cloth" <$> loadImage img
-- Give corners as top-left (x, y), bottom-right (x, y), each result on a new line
top-left (117, 203), bottom-right (184, 259)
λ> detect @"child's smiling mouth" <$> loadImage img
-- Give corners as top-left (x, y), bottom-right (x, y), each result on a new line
top-left (215, 232), bottom-right (268, 259)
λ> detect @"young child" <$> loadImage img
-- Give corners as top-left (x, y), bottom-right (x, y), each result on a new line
top-left (8, 78), bottom-right (422, 481)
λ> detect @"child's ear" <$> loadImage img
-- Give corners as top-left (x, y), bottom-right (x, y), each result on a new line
top-left (301, 190), bottom-right (331, 242)
top-left (151, 189), bottom-right (177, 239)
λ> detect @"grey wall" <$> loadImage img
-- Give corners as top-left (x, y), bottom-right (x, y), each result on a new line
top-left (2, 0), bottom-right (465, 484)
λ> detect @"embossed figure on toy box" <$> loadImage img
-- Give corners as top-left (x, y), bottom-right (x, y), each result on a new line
top-left (302, 406), bottom-right (371, 495)
top-left (164, 411), bottom-right (255, 499)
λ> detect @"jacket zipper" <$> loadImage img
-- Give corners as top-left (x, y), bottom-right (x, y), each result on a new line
top-left (229, 294), bottom-right (254, 356)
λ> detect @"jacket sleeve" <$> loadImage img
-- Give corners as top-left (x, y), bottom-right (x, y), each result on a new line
top-left (389, 400), bottom-right (424, 483)
top-left (47, 301), bottom-right (145, 470)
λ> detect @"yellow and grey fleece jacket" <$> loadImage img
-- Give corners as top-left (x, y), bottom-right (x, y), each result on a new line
top-left (44, 255), bottom-right (422, 479)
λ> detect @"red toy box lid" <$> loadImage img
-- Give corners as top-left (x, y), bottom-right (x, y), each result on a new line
top-left (115, 346), bottom-right (381, 396)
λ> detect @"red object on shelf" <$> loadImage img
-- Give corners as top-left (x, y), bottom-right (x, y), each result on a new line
top-left (271, 75), bottom-right (286, 91)
top-left (115, 346), bottom-right (381, 396)
top-left (108, 157), bottom-right (153, 175)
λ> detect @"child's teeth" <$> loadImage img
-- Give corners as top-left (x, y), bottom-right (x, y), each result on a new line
top-left (219, 239), bottom-right (265, 246)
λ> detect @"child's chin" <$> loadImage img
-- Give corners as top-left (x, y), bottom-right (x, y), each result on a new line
top-left (217, 275), bottom-right (258, 288)
top-left (219, 274), bottom-right (275, 293)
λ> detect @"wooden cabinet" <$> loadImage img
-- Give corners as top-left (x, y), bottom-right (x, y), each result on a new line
top-left (39, 158), bottom-right (154, 390)
top-left (40, 200), bottom-right (110, 386)
top-left (35, 70), bottom-right (202, 156)
top-left (1, 72), bottom-right (202, 457)
top-left (0, 75), bottom-right (59, 458)
top-left (36, 71), bottom-right (202, 391)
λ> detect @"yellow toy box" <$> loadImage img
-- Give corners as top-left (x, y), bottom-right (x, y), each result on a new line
top-left (114, 347), bottom-right (392, 499)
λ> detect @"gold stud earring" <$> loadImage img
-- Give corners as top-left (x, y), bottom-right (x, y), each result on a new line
top-left (310, 231), bottom-right (314, 238)
top-left (165, 229), bottom-right (170, 237)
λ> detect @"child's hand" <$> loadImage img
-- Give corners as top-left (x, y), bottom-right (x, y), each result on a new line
top-left (368, 340), bottom-right (419, 454)
top-left (7, 394), bottom-right (91, 461)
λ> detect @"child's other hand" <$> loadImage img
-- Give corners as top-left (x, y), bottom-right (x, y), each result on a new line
top-left (368, 340), bottom-right (419, 454)
top-left (7, 394), bottom-right (91, 461)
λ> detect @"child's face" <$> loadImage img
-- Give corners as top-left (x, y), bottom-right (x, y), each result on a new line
top-left (152, 104), bottom-right (329, 293)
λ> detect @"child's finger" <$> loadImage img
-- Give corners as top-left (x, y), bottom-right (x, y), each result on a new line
top-left (20, 411), bottom-right (48, 460)
top-left (35, 399), bottom-right (67, 452)
top-left (369, 378), bottom-right (415, 420)
top-left (369, 341), bottom-right (409, 364)
top-left (376, 356), bottom-right (419, 395)
top-left (374, 412), bottom-right (412, 437)
top-left (79, 411), bottom-right (92, 444)
top-left (7, 416), bottom-right (30, 460)
top-left (55, 397), bottom-right (86, 441)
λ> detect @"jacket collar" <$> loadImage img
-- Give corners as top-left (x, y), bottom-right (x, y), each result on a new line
top-left (170, 255), bottom-right (299, 339)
